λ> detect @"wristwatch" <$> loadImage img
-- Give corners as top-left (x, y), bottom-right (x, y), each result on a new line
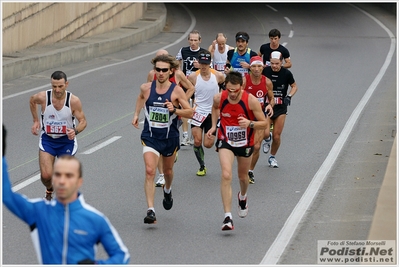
top-left (249, 121), bottom-right (254, 128)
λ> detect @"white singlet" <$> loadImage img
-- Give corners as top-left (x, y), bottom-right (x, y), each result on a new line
top-left (213, 44), bottom-right (230, 72)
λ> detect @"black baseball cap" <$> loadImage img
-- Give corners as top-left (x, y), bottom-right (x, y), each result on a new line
top-left (198, 52), bottom-right (211, 64)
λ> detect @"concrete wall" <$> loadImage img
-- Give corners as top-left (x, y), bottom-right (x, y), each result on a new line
top-left (2, 2), bottom-right (147, 54)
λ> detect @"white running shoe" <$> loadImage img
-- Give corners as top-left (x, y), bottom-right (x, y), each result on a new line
top-left (181, 135), bottom-right (189, 146)
top-left (268, 156), bottom-right (279, 168)
top-left (155, 174), bottom-right (165, 187)
top-left (262, 132), bottom-right (272, 154)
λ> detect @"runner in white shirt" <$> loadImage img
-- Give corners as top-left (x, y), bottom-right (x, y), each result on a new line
top-left (187, 50), bottom-right (225, 176)
top-left (208, 33), bottom-right (234, 73)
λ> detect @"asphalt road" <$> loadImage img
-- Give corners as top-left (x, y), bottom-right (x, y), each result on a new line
top-left (2, 3), bottom-right (396, 265)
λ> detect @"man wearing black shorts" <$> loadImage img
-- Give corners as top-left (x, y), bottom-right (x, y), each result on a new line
top-left (262, 51), bottom-right (298, 168)
top-left (187, 50), bottom-right (224, 176)
top-left (206, 71), bottom-right (267, 231)
top-left (132, 54), bottom-right (193, 224)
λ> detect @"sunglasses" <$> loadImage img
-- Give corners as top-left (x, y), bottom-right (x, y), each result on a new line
top-left (155, 67), bottom-right (170, 73)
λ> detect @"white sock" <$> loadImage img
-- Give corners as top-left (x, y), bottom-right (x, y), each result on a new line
top-left (225, 212), bottom-right (232, 219)
top-left (183, 132), bottom-right (188, 137)
top-left (163, 187), bottom-right (171, 194)
top-left (239, 192), bottom-right (247, 200)
top-left (148, 207), bottom-right (155, 212)
top-left (249, 169), bottom-right (253, 173)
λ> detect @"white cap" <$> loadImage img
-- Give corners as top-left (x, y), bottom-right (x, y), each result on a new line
top-left (271, 51), bottom-right (282, 60)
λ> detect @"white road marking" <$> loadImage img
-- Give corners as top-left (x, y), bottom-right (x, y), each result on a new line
top-left (11, 136), bottom-right (122, 191)
top-left (2, 4), bottom-right (196, 101)
top-left (6, 3), bottom-right (196, 191)
top-left (81, 136), bottom-right (121, 155)
top-left (12, 174), bottom-right (40, 192)
top-left (260, 5), bottom-right (396, 265)
top-left (284, 17), bottom-right (292, 24)
top-left (266, 4), bottom-right (278, 12)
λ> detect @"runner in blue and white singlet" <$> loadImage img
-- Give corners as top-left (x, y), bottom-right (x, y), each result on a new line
top-left (132, 54), bottom-right (193, 224)
top-left (226, 32), bottom-right (257, 77)
top-left (40, 89), bottom-right (77, 155)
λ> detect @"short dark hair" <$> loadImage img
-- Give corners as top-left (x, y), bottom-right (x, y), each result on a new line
top-left (225, 71), bottom-right (243, 86)
top-left (57, 155), bottom-right (82, 178)
top-left (51, 71), bottom-right (68, 81)
top-left (269, 29), bottom-right (281, 38)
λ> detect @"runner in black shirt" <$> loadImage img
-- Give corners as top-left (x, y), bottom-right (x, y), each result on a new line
top-left (262, 51), bottom-right (297, 168)
top-left (259, 29), bottom-right (292, 68)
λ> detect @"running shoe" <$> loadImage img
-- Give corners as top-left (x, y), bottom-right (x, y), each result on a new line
top-left (248, 171), bottom-right (255, 184)
top-left (268, 156), bottom-right (279, 168)
top-left (162, 186), bottom-right (173, 210)
top-left (181, 135), bottom-right (189, 146)
top-left (222, 216), bottom-right (234, 231)
top-left (196, 166), bottom-right (207, 176)
top-left (44, 188), bottom-right (54, 201)
top-left (155, 174), bottom-right (165, 187)
top-left (237, 192), bottom-right (248, 218)
top-left (262, 132), bottom-right (272, 154)
top-left (144, 209), bottom-right (157, 224)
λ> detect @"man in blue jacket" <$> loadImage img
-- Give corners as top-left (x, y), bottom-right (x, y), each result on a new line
top-left (2, 125), bottom-right (130, 264)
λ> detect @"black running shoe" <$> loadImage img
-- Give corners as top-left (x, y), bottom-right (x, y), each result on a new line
top-left (237, 192), bottom-right (248, 218)
top-left (144, 210), bottom-right (157, 224)
top-left (222, 216), bottom-right (234, 231)
top-left (248, 171), bottom-right (255, 184)
top-left (162, 186), bottom-right (173, 210)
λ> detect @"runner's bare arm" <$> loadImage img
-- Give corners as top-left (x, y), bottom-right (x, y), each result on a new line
top-left (147, 70), bottom-right (155, 83)
top-left (283, 57), bottom-right (292, 69)
top-left (29, 91), bottom-right (46, 135)
top-left (288, 81), bottom-right (298, 97)
top-left (247, 94), bottom-right (267, 129)
top-left (178, 71), bottom-right (195, 100)
top-left (70, 96), bottom-right (87, 138)
top-left (170, 85), bottom-right (193, 119)
top-left (207, 93), bottom-right (221, 138)
top-left (264, 77), bottom-right (274, 117)
top-left (132, 83), bottom-right (151, 128)
top-left (216, 71), bottom-right (225, 84)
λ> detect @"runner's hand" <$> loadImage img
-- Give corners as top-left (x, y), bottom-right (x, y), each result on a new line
top-left (283, 96), bottom-right (291, 106)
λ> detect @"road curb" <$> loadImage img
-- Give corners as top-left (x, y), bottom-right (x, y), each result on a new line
top-left (367, 135), bottom-right (397, 241)
top-left (2, 3), bottom-right (166, 83)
